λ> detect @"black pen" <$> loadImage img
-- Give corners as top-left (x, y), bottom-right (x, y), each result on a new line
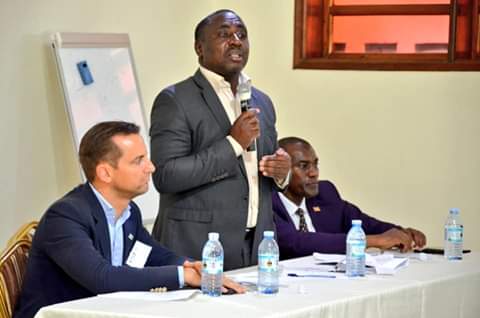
top-left (288, 273), bottom-right (336, 279)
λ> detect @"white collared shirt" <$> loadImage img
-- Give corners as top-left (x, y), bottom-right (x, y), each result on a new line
top-left (89, 183), bottom-right (131, 266)
top-left (278, 192), bottom-right (317, 232)
top-left (89, 183), bottom-right (185, 286)
top-left (199, 66), bottom-right (260, 228)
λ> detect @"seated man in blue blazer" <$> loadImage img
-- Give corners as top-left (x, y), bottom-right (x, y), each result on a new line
top-left (273, 137), bottom-right (426, 260)
top-left (14, 121), bottom-right (244, 318)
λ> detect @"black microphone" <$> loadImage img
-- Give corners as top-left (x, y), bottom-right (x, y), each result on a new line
top-left (238, 82), bottom-right (256, 152)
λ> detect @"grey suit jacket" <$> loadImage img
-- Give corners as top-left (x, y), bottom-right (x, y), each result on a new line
top-left (150, 70), bottom-right (278, 270)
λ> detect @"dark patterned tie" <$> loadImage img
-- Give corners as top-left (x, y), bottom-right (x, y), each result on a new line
top-left (296, 208), bottom-right (308, 232)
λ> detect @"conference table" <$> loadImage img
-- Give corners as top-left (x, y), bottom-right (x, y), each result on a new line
top-left (35, 252), bottom-right (480, 318)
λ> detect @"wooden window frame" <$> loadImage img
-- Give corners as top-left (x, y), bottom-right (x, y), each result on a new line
top-left (293, 0), bottom-right (480, 70)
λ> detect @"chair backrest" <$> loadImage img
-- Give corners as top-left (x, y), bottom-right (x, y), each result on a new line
top-left (7, 221), bottom-right (38, 247)
top-left (0, 239), bottom-right (31, 318)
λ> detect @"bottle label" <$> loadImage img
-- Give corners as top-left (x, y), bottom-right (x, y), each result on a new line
top-left (349, 242), bottom-right (366, 258)
top-left (202, 257), bottom-right (223, 275)
top-left (258, 254), bottom-right (278, 272)
top-left (446, 226), bottom-right (463, 243)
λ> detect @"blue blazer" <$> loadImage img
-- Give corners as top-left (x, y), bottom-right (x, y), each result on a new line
top-left (272, 180), bottom-right (397, 259)
top-left (14, 183), bottom-right (186, 318)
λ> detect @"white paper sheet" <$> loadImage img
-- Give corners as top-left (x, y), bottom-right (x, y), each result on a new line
top-left (365, 254), bottom-right (409, 275)
top-left (313, 252), bottom-right (409, 275)
top-left (312, 253), bottom-right (345, 263)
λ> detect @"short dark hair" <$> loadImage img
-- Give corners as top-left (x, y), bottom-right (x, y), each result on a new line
top-left (79, 121), bottom-right (140, 182)
top-left (194, 9), bottom-right (239, 42)
top-left (278, 136), bottom-right (311, 150)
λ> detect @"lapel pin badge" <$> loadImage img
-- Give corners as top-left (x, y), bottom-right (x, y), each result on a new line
top-left (128, 233), bottom-right (134, 241)
top-left (313, 206), bottom-right (321, 213)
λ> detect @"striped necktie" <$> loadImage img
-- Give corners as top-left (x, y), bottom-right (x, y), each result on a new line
top-left (296, 208), bottom-right (308, 232)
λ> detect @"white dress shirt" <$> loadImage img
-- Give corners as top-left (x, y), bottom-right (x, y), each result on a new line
top-left (278, 192), bottom-right (317, 232)
top-left (199, 66), bottom-right (260, 228)
top-left (89, 183), bottom-right (184, 286)
top-left (90, 183), bottom-right (131, 266)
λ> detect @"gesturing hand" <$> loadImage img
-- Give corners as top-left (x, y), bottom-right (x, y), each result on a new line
top-left (259, 148), bottom-right (291, 182)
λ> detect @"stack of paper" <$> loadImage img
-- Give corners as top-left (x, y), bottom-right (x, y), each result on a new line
top-left (366, 254), bottom-right (409, 275)
top-left (313, 252), bottom-right (409, 275)
top-left (312, 253), bottom-right (345, 264)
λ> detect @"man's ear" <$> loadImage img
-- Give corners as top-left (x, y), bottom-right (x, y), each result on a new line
top-left (95, 162), bottom-right (113, 184)
top-left (194, 41), bottom-right (203, 59)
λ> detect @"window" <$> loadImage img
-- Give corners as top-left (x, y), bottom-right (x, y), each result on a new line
top-left (293, 0), bottom-right (480, 70)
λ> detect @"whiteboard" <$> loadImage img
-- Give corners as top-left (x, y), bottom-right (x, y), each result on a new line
top-left (52, 32), bottom-right (157, 224)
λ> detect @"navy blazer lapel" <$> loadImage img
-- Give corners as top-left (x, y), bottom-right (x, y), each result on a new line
top-left (306, 197), bottom-right (323, 231)
top-left (84, 184), bottom-right (112, 263)
top-left (272, 192), bottom-right (296, 228)
top-left (122, 209), bottom-right (136, 262)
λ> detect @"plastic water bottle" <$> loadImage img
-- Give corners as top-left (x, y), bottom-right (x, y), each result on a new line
top-left (346, 219), bottom-right (366, 277)
top-left (201, 232), bottom-right (223, 296)
top-left (257, 231), bottom-right (279, 294)
top-left (444, 208), bottom-right (463, 260)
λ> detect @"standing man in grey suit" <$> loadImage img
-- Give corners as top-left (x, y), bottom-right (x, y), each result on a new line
top-left (150, 9), bottom-right (291, 270)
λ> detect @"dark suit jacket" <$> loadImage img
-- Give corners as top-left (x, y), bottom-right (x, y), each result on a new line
top-left (272, 180), bottom-right (397, 259)
top-left (150, 70), bottom-right (278, 270)
top-left (14, 183), bottom-right (185, 318)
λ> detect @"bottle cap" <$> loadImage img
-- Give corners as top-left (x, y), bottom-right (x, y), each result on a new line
top-left (208, 232), bottom-right (219, 241)
top-left (449, 208), bottom-right (460, 214)
top-left (352, 219), bottom-right (362, 226)
top-left (263, 230), bottom-right (274, 238)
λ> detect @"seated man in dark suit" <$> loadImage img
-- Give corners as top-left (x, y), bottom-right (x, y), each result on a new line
top-left (272, 136), bottom-right (426, 260)
top-left (14, 121), bottom-right (244, 318)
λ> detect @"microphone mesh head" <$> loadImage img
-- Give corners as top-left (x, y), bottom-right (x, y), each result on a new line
top-left (238, 82), bottom-right (251, 100)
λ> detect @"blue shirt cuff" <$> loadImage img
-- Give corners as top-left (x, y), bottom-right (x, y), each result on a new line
top-left (177, 266), bottom-right (185, 288)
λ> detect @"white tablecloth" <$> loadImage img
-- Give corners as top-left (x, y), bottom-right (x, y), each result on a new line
top-left (35, 252), bottom-right (480, 318)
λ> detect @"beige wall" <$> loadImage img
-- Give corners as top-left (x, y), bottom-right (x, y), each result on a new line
top-left (0, 0), bottom-right (216, 247)
top-left (1, 0), bottom-right (479, 251)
